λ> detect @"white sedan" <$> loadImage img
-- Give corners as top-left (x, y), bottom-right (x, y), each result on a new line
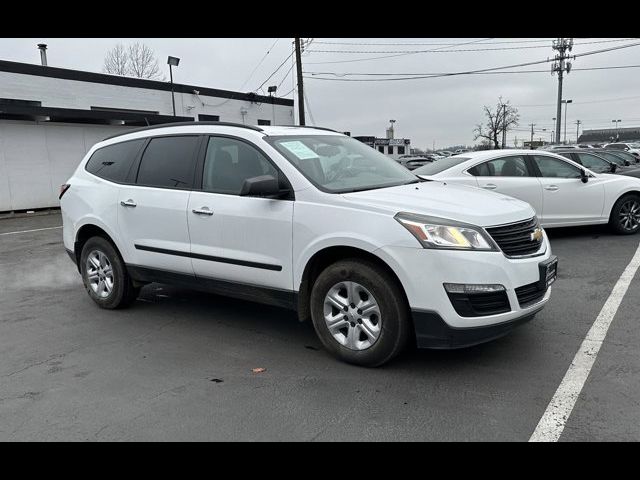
top-left (413, 149), bottom-right (640, 234)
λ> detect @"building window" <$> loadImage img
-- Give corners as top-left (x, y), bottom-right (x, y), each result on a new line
top-left (398, 146), bottom-right (405, 155)
top-left (199, 114), bottom-right (220, 121)
top-left (257, 119), bottom-right (271, 126)
top-left (388, 146), bottom-right (394, 155)
top-left (378, 146), bottom-right (384, 153)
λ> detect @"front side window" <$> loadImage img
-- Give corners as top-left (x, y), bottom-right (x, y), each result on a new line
top-left (533, 155), bottom-right (582, 178)
top-left (268, 135), bottom-right (417, 193)
top-left (85, 139), bottom-right (145, 183)
top-left (468, 155), bottom-right (529, 177)
top-left (202, 136), bottom-right (278, 195)
top-left (136, 136), bottom-right (200, 189)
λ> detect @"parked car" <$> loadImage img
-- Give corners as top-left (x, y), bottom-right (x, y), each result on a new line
top-left (597, 149), bottom-right (640, 165)
top-left (604, 142), bottom-right (640, 158)
top-left (437, 150), bottom-right (453, 157)
top-left (552, 150), bottom-right (619, 174)
top-left (555, 149), bottom-right (640, 179)
top-left (413, 149), bottom-right (640, 233)
top-left (396, 155), bottom-right (434, 170)
top-left (454, 148), bottom-right (470, 154)
top-left (60, 123), bottom-right (556, 366)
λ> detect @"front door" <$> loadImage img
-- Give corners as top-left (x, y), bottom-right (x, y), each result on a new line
top-left (188, 136), bottom-right (294, 291)
top-left (530, 154), bottom-right (605, 226)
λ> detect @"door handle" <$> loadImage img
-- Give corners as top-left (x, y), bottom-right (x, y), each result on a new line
top-left (483, 184), bottom-right (497, 190)
top-left (544, 185), bottom-right (559, 191)
top-left (120, 199), bottom-right (137, 207)
top-left (192, 207), bottom-right (214, 216)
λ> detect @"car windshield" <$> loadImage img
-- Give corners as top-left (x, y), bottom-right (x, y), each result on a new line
top-left (412, 156), bottom-right (470, 175)
top-left (267, 135), bottom-right (418, 193)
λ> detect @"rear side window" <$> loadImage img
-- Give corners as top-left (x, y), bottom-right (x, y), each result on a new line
top-left (468, 155), bottom-right (529, 177)
top-left (85, 139), bottom-right (145, 183)
top-left (136, 136), bottom-right (200, 189)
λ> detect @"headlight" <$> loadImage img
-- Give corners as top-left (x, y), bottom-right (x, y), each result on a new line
top-left (395, 212), bottom-right (497, 251)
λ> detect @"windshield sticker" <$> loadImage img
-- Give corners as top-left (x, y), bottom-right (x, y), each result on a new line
top-left (280, 141), bottom-right (319, 160)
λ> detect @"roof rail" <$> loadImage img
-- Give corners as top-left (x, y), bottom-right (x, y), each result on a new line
top-left (277, 125), bottom-right (339, 133)
top-left (103, 121), bottom-right (263, 141)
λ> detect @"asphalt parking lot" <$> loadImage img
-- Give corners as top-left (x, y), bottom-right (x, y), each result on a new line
top-left (1, 212), bottom-right (639, 441)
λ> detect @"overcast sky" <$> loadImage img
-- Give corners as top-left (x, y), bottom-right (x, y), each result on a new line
top-left (1, 38), bottom-right (639, 149)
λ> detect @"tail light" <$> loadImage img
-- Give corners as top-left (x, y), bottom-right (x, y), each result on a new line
top-left (59, 184), bottom-right (71, 199)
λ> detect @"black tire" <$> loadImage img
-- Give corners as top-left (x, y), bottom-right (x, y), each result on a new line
top-left (609, 194), bottom-right (640, 235)
top-left (80, 236), bottom-right (139, 309)
top-left (309, 258), bottom-right (411, 367)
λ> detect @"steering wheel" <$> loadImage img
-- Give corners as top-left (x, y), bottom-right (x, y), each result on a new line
top-left (325, 157), bottom-right (354, 182)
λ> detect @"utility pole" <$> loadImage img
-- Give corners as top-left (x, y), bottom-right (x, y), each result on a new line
top-left (551, 38), bottom-right (573, 146)
top-left (529, 123), bottom-right (536, 149)
top-left (575, 120), bottom-right (581, 144)
top-left (552, 118), bottom-right (556, 143)
top-left (294, 38), bottom-right (305, 126)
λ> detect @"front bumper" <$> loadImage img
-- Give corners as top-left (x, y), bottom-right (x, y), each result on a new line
top-left (411, 307), bottom-right (542, 349)
top-left (375, 231), bottom-right (554, 347)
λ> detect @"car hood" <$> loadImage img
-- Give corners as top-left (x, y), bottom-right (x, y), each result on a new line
top-left (341, 181), bottom-right (536, 227)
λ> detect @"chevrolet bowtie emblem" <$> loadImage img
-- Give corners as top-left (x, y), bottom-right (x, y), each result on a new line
top-left (530, 228), bottom-right (543, 242)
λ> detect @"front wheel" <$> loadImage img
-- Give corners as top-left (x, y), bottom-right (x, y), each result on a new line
top-left (80, 236), bottom-right (139, 309)
top-left (309, 259), bottom-right (411, 367)
top-left (609, 194), bottom-right (640, 235)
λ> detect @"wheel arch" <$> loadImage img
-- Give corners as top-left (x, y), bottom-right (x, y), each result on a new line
top-left (296, 245), bottom-right (410, 324)
top-left (73, 222), bottom-right (122, 270)
top-left (609, 189), bottom-right (640, 220)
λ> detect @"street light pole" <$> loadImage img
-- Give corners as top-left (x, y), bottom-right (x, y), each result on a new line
top-left (167, 56), bottom-right (181, 117)
top-left (562, 99), bottom-right (572, 144)
top-left (612, 119), bottom-right (621, 140)
top-left (552, 118), bottom-right (556, 143)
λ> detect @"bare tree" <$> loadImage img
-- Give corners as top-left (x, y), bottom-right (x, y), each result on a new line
top-left (103, 42), bottom-right (165, 80)
top-left (103, 43), bottom-right (128, 76)
top-left (473, 97), bottom-right (519, 149)
top-left (127, 43), bottom-right (164, 80)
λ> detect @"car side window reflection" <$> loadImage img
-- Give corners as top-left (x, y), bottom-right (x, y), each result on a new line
top-left (469, 156), bottom-right (529, 177)
top-left (533, 155), bottom-right (582, 179)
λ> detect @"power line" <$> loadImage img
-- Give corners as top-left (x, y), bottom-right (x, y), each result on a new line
top-left (304, 38), bottom-right (493, 65)
top-left (255, 49), bottom-right (296, 92)
top-left (307, 39), bottom-right (640, 55)
top-left (239, 38), bottom-right (279, 91)
top-left (311, 38), bottom-right (634, 47)
top-left (305, 64), bottom-right (640, 78)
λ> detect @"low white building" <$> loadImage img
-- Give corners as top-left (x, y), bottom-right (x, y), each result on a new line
top-left (0, 59), bottom-right (295, 212)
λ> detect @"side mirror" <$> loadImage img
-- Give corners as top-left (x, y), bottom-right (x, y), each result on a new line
top-left (624, 160), bottom-right (631, 166)
top-left (610, 163), bottom-right (618, 173)
top-left (239, 175), bottom-right (288, 198)
top-left (580, 169), bottom-right (589, 183)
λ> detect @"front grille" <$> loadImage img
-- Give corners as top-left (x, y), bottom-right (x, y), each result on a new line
top-left (485, 217), bottom-right (542, 257)
top-left (515, 281), bottom-right (546, 308)
top-left (447, 291), bottom-right (511, 317)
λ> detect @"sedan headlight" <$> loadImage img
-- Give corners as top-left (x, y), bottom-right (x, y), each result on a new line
top-left (395, 212), bottom-right (497, 251)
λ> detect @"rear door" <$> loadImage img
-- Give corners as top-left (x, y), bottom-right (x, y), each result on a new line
top-left (530, 154), bottom-right (605, 226)
top-left (466, 155), bottom-right (544, 216)
top-left (117, 135), bottom-right (201, 274)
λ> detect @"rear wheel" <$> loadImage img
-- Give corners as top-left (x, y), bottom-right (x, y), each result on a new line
top-left (309, 259), bottom-right (411, 367)
top-left (609, 194), bottom-right (640, 235)
top-left (80, 236), bottom-right (139, 309)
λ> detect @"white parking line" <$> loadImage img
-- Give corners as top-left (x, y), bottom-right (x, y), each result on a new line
top-left (0, 226), bottom-right (63, 236)
top-left (530, 241), bottom-right (640, 442)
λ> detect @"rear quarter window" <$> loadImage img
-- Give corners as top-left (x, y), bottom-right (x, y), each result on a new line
top-left (85, 139), bottom-right (145, 183)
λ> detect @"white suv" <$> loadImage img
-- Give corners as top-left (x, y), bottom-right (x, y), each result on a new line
top-left (60, 122), bottom-right (557, 366)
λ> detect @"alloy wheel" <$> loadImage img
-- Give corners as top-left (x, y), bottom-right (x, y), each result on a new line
top-left (619, 199), bottom-right (640, 232)
top-left (86, 250), bottom-right (114, 299)
top-left (323, 281), bottom-right (382, 351)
